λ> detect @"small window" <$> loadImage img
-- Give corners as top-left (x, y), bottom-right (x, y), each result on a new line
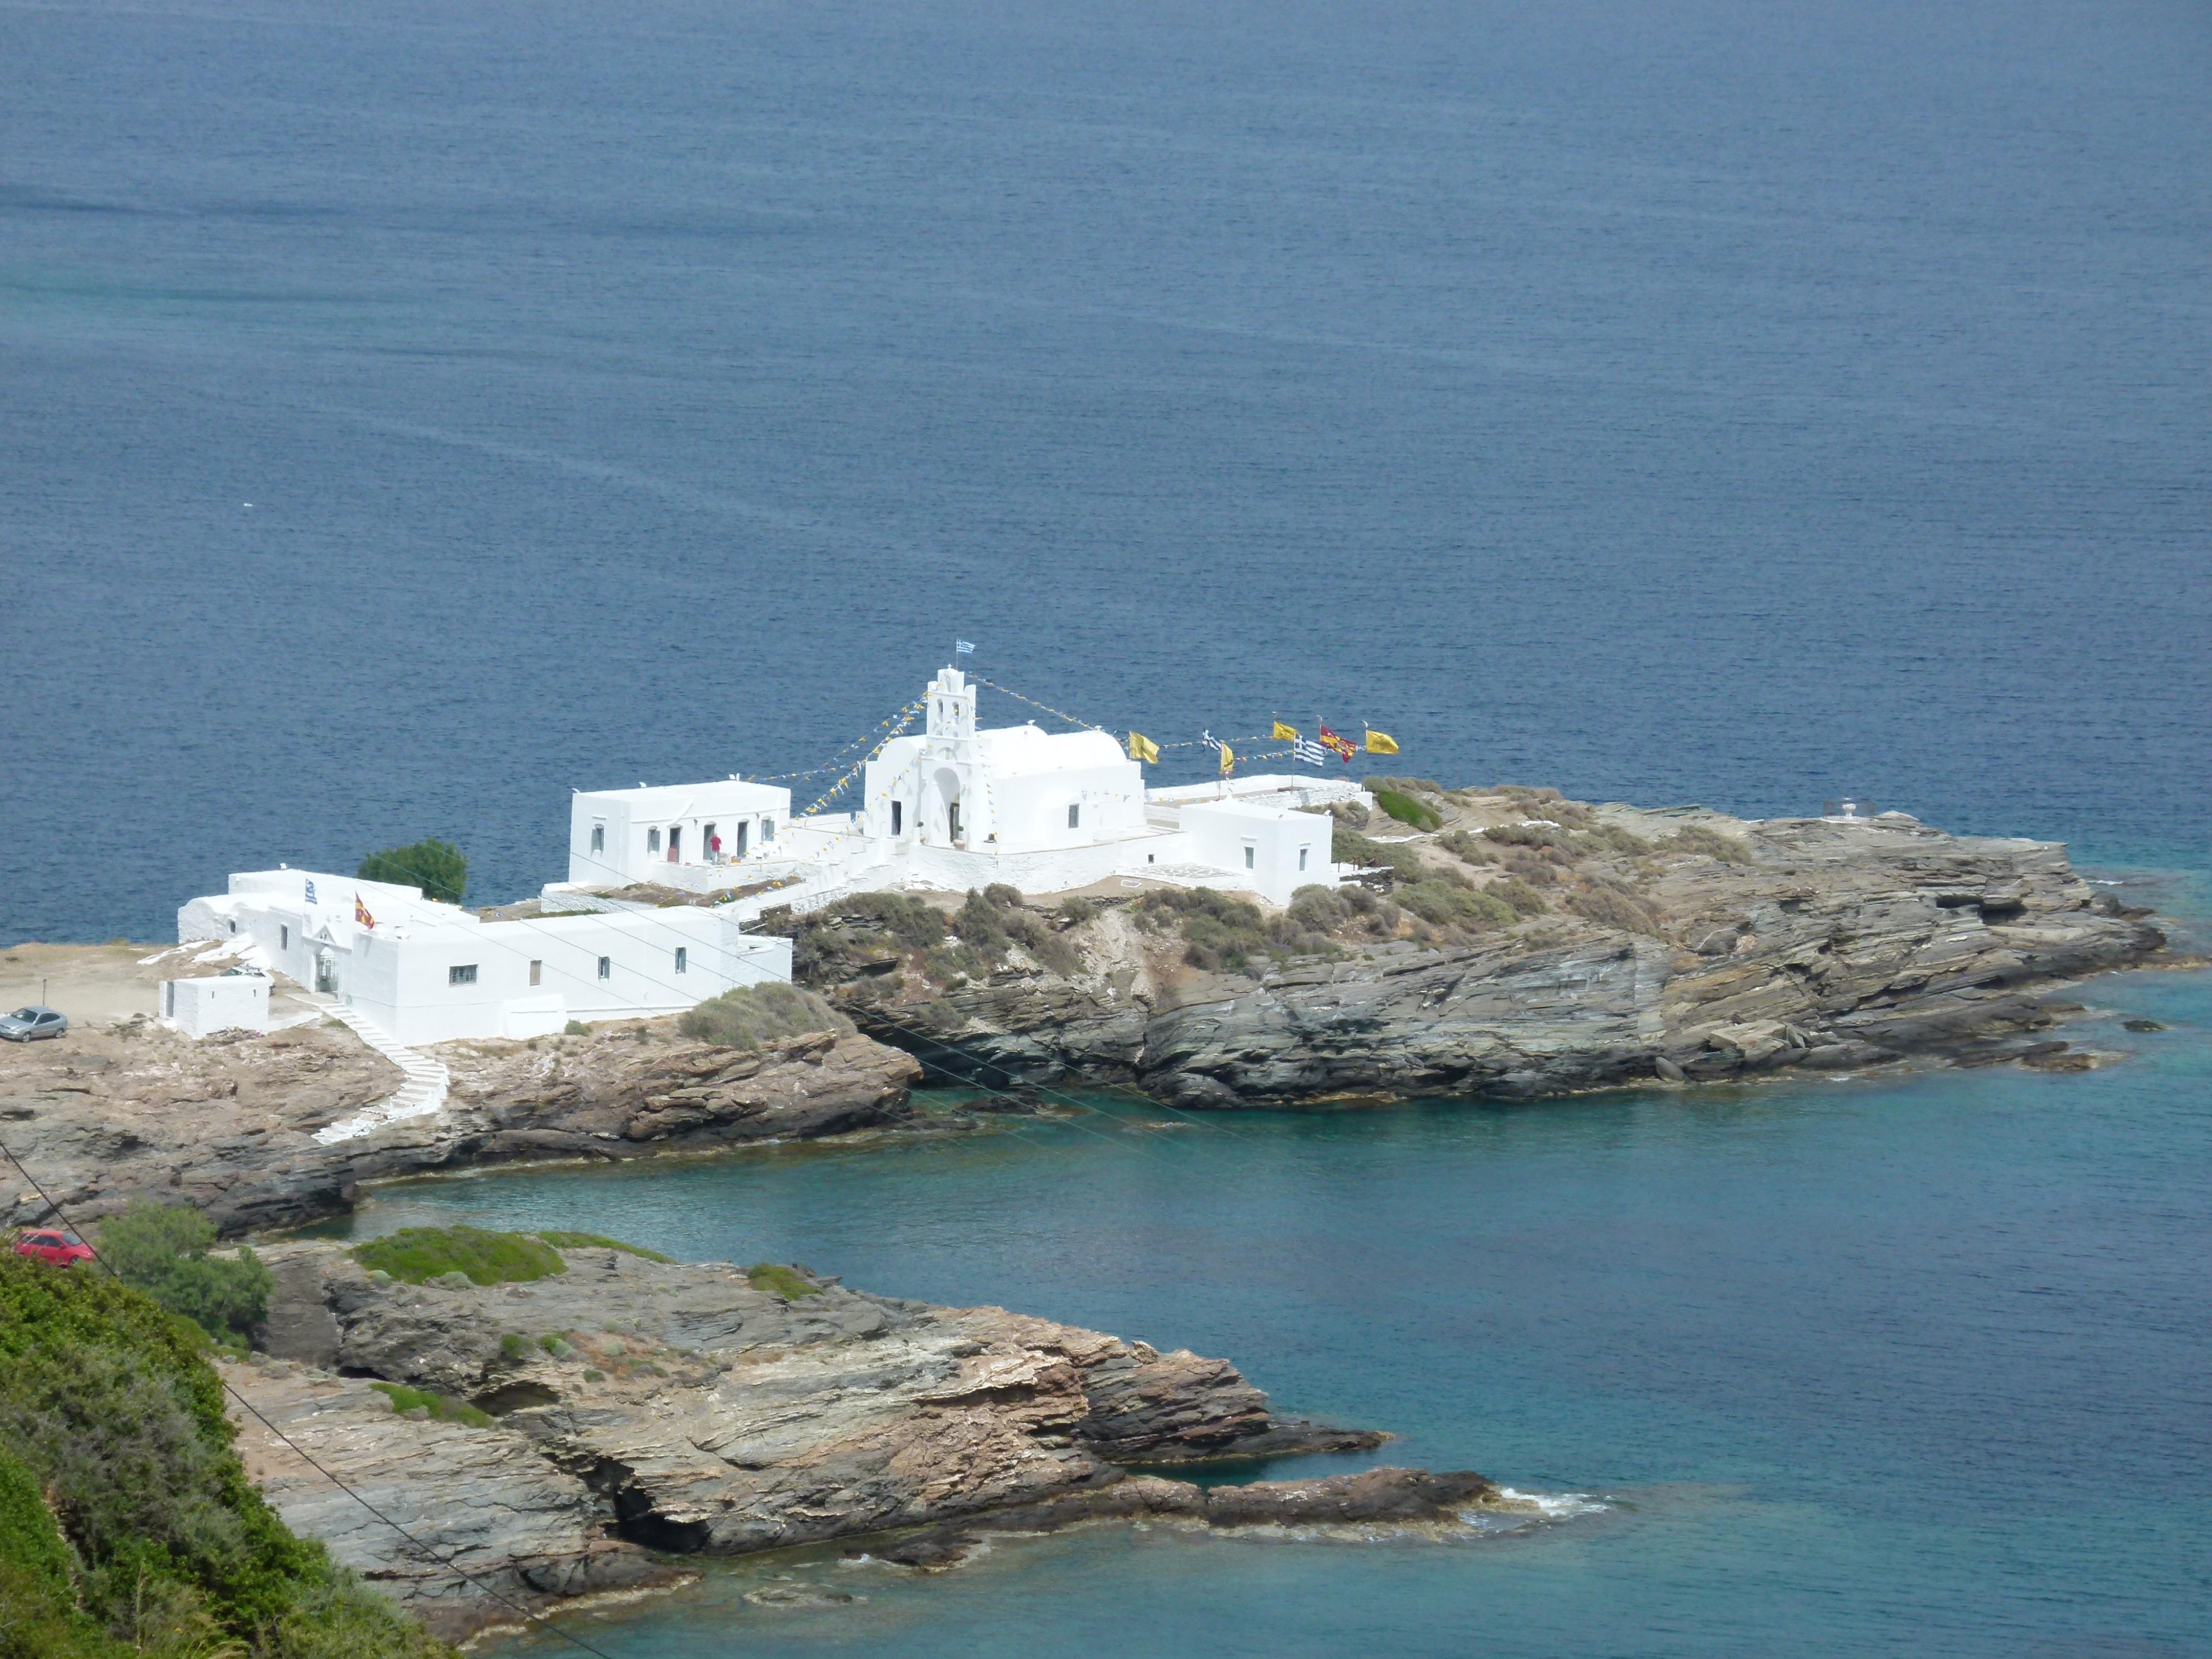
top-left (590, 823), bottom-right (605, 855)
top-left (529, 960), bottom-right (542, 987)
top-left (1068, 803), bottom-right (1081, 830)
top-left (647, 827), bottom-right (661, 854)
top-left (228, 920), bottom-right (237, 935)
top-left (1244, 846), bottom-right (1256, 869)
top-left (762, 818), bottom-right (775, 842)
top-left (1298, 846), bottom-right (1309, 871)
top-left (891, 800), bottom-right (903, 837)
top-left (674, 947), bottom-right (688, 974)
top-left (280, 925), bottom-right (289, 950)
top-left (597, 956), bottom-right (611, 981)
top-left (449, 964), bottom-right (478, 986)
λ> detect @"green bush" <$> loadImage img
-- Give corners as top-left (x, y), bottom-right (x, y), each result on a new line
top-left (366, 1383), bottom-right (491, 1430)
top-left (1396, 881), bottom-right (1517, 931)
top-left (760, 892), bottom-right (948, 984)
top-left (1667, 824), bottom-right (1753, 864)
top-left (0, 1444), bottom-right (74, 1599)
top-left (1492, 880), bottom-right (1550, 917)
top-left (98, 1201), bottom-right (271, 1344)
top-left (0, 1253), bottom-right (451, 1657)
top-left (562, 1018), bottom-right (589, 1036)
top-left (533, 1231), bottom-right (673, 1263)
top-left (1372, 789), bottom-right (1442, 832)
top-left (350, 1226), bottom-right (566, 1286)
top-left (498, 1333), bottom-right (530, 1360)
top-left (1567, 886), bottom-right (1663, 934)
top-left (1482, 822), bottom-right (1571, 850)
top-left (745, 1263), bottom-right (822, 1302)
top-left (1332, 825), bottom-right (1427, 881)
top-left (1436, 830), bottom-right (1497, 865)
top-left (676, 982), bottom-right (854, 1050)
top-left (355, 839), bottom-right (466, 905)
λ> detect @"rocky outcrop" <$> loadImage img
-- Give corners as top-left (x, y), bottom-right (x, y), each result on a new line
top-left (827, 810), bottom-right (2166, 1104)
top-left (228, 1241), bottom-right (1447, 1637)
top-left (0, 1018), bottom-right (922, 1237)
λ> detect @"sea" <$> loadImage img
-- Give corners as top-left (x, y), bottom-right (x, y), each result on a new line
top-left (4, 0), bottom-right (2208, 1652)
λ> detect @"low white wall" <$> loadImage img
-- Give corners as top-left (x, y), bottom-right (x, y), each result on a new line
top-left (160, 974), bottom-right (270, 1038)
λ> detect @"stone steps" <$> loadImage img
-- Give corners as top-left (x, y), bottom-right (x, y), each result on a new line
top-left (304, 996), bottom-right (450, 1144)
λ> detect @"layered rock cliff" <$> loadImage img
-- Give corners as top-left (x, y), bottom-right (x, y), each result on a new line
top-left (797, 796), bottom-right (2167, 1104)
top-left (0, 1018), bottom-right (921, 1236)
top-left (227, 1239), bottom-right (1470, 1638)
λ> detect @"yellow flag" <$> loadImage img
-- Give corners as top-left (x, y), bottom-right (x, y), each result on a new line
top-left (1271, 719), bottom-right (1299, 741)
top-left (1365, 728), bottom-right (1399, 755)
top-left (1128, 731), bottom-right (1160, 764)
top-left (1219, 741), bottom-right (1235, 776)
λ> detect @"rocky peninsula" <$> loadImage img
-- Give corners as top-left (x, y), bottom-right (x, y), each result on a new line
top-left (225, 1234), bottom-right (1491, 1640)
top-left (780, 785), bottom-right (2170, 1104)
top-left (0, 786), bottom-right (2171, 1241)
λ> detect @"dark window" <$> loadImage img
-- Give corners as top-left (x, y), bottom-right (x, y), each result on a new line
top-left (647, 827), bottom-right (661, 854)
top-left (762, 818), bottom-right (774, 841)
top-left (280, 926), bottom-right (289, 950)
top-left (891, 800), bottom-right (903, 836)
top-left (674, 947), bottom-right (688, 974)
top-left (590, 824), bottom-right (604, 854)
top-left (449, 964), bottom-right (478, 985)
top-left (1244, 846), bottom-right (1256, 869)
top-left (1068, 803), bottom-right (1081, 830)
top-left (528, 960), bottom-right (542, 987)
top-left (597, 956), bottom-right (611, 980)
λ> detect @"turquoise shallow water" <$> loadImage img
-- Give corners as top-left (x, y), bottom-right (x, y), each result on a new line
top-left (333, 954), bottom-right (2212, 1657)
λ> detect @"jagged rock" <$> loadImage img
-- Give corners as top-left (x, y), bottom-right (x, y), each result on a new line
top-left (227, 1242), bottom-right (1405, 1637)
top-left (823, 811), bottom-right (2164, 1104)
top-left (0, 1018), bottom-right (922, 1237)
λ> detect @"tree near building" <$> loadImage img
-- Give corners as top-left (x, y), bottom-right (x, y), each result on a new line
top-left (358, 838), bottom-right (467, 904)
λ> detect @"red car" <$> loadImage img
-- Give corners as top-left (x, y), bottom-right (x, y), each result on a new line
top-left (12, 1228), bottom-right (95, 1267)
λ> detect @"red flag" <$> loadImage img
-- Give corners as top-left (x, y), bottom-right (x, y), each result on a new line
top-left (355, 894), bottom-right (377, 929)
top-left (1317, 724), bottom-right (1358, 763)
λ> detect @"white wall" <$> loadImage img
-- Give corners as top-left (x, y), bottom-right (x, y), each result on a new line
top-left (569, 780), bottom-right (793, 888)
top-left (181, 868), bottom-right (794, 1047)
top-left (160, 974), bottom-right (270, 1038)
top-left (1180, 801), bottom-right (1336, 907)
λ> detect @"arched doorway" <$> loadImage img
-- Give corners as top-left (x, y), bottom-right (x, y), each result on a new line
top-left (931, 767), bottom-right (963, 845)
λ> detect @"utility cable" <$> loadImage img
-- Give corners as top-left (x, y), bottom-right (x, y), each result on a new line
top-left (0, 1136), bottom-right (628, 1659)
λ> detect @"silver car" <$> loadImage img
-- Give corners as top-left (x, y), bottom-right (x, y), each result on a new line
top-left (0, 1006), bottom-right (67, 1042)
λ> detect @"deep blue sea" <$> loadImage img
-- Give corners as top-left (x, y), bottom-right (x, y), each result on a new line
top-left (6, 0), bottom-right (2210, 1652)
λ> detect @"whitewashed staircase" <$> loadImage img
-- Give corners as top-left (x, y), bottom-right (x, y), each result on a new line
top-left (304, 996), bottom-right (451, 1144)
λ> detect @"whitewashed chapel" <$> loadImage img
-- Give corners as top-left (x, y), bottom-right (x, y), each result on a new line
top-left (174, 666), bottom-right (1356, 1048)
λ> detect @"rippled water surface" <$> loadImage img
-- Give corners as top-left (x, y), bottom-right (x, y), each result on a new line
top-left (334, 962), bottom-right (2212, 1657)
top-left (8, 0), bottom-right (2211, 1650)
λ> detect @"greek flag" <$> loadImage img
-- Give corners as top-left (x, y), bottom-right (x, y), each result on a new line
top-left (304, 879), bottom-right (317, 905)
top-left (1293, 737), bottom-right (1326, 767)
top-left (955, 639), bottom-right (976, 655)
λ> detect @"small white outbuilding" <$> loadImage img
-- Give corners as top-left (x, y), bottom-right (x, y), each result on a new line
top-left (159, 970), bottom-right (271, 1038)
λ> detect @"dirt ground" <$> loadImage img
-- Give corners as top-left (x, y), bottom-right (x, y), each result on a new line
top-left (0, 940), bottom-right (321, 1029)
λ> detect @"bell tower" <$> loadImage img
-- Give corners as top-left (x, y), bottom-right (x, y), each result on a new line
top-left (925, 666), bottom-right (976, 743)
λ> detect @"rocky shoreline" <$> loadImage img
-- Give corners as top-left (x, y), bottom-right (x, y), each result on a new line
top-left (227, 1238), bottom-right (1498, 1640)
top-left (0, 1013), bottom-right (922, 1237)
top-left (796, 796), bottom-right (2171, 1104)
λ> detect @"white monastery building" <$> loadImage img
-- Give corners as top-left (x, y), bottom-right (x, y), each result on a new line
top-left (175, 666), bottom-right (1355, 1049)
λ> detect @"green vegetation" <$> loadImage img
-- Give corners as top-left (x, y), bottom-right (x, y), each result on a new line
top-left (1667, 824), bottom-right (1753, 864)
top-left (562, 1018), bottom-right (589, 1036)
top-left (349, 1226), bottom-right (566, 1287)
top-left (0, 1252), bottom-right (452, 1658)
top-left (676, 982), bottom-right (854, 1050)
top-left (1133, 886), bottom-right (1345, 975)
top-left (1436, 829), bottom-right (1497, 865)
top-left (366, 1383), bottom-right (491, 1430)
top-left (355, 838), bottom-right (466, 905)
top-left (1332, 824), bottom-right (1428, 881)
top-left (1567, 885), bottom-right (1663, 934)
top-left (536, 1333), bottom-right (568, 1355)
top-left (1394, 881), bottom-right (1517, 931)
top-left (99, 1200), bottom-right (272, 1345)
top-left (532, 1231), bottom-right (673, 1263)
top-left (745, 1263), bottom-right (821, 1302)
top-left (1371, 789), bottom-right (1442, 832)
top-left (498, 1333), bottom-right (530, 1360)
